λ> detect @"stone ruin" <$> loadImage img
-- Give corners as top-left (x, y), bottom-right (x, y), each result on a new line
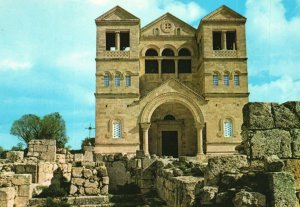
top-left (0, 101), bottom-right (299, 207)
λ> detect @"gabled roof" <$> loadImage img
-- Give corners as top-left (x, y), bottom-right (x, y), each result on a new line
top-left (201, 5), bottom-right (246, 23)
top-left (141, 12), bottom-right (196, 34)
top-left (139, 78), bottom-right (207, 104)
top-left (95, 6), bottom-right (139, 24)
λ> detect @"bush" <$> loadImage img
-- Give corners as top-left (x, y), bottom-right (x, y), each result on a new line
top-left (44, 198), bottom-right (70, 207)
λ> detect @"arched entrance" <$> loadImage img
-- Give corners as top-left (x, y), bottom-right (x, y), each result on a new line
top-left (140, 93), bottom-right (205, 157)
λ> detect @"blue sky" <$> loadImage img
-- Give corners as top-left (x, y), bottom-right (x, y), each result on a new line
top-left (0, 0), bottom-right (299, 149)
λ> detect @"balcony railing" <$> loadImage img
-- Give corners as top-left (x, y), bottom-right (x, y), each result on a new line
top-left (105, 51), bottom-right (130, 58)
top-left (213, 50), bottom-right (237, 57)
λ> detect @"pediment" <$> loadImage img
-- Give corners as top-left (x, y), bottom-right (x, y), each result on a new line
top-left (202, 5), bottom-right (246, 22)
top-left (140, 78), bottom-right (206, 105)
top-left (141, 13), bottom-right (196, 37)
top-left (96, 6), bottom-right (139, 22)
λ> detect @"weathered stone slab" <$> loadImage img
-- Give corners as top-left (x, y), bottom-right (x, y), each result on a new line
top-left (284, 159), bottom-right (300, 191)
top-left (272, 103), bottom-right (300, 129)
top-left (290, 129), bottom-right (300, 158)
top-left (233, 190), bottom-right (266, 207)
top-left (204, 155), bottom-right (248, 185)
top-left (243, 103), bottom-right (275, 129)
top-left (12, 174), bottom-right (32, 186)
top-left (267, 172), bottom-right (298, 207)
top-left (199, 186), bottom-right (218, 205)
top-left (263, 155), bottom-right (284, 172)
top-left (6, 151), bottom-right (24, 162)
top-left (72, 167), bottom-right (83, 178)
top-left (250, 129), bottom-right (292, 159)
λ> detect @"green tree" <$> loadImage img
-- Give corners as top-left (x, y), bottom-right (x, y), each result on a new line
top-left (10, 112), bottom-right (68, 148)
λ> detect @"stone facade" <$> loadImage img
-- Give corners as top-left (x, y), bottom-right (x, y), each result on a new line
top-left (27, 139), bottom-right (56, 162)
top-left (94, 5), bottom-right (249, 156)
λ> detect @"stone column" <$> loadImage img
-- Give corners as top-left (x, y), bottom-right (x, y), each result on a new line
top-left (140, 123), bottom-right (151, 156)
top-left (222, 31), bottom-right (227, 50)
top-left (175, 59), bottom-right (178, 78)
top-left (116, 31), bottom-right (120, 51)
top-left (158, 60), bottom-right (162, 79)
top-left (195, 122), bottom-right (205, 155)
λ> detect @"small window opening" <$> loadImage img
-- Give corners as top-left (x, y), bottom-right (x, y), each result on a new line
top-left (178, 48), bottom-right (191, 56)
top-left (162, 49), bottom-right (175, 56)
top-left (145, 60), bottom-right (158, 73)
top-left (125, 75), bottom-right (131, 87)
top-left (120, 32), bottom-right (130, 51)
top-left (164, 115), bottom-right (175, 120)
top-left (106, 32), bottom-right (116, 51)
top-left (224, 74), bottom-right (229, 86)
top-left (226, 31), bottom-right (236, 50)
top-left (213, 32), bottom-right (222, 50)
top-left (178, 60), bottom-right (191, 73)
top-left (113, 121), bottom-right (122, 139)
top-left (234, 74), bottom-right (240, 86)
top-left (213, 74), bottom-right (219, 86)
top-left (162, 60), bottom-right (175, 73)
top-left (224, 120), bottom-right (233, 137)
top-left (104, 74), bottom-right (110, 87)
top-left (115, 75), bottom-right (120, 87)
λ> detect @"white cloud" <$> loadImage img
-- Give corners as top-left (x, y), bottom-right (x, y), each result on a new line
top-left (56, 51), bottom-right (94, 73)
top-left (250, 76), bottom-right (300, 102)
top-left (0, 59), bottom-right (32, 71)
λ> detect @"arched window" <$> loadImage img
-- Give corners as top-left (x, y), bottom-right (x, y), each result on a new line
top-left (115, 74), bottom-right (121, 87)
top-left (178, 48), bottom-right (192, 73)
top-left (145, 49), bottom-right (159, 73)
top-left (224, 73), bottom-right (230, 86)
top-left (162, 48), bottom-right (175, 73)
top-left (224, 119), bottom-right (233, 137)
top-left (103, 74), bottom-right (110, 87)
top-left (213, 73), bottom-right (219, 86)
top-left (164, 115), bottom-right (175, 120)
top-left (234, 74), bottom-right (240, 86)
top-left (125, 75), bottom-right (131, 87)
top-left (112, 120), bottom-right (122, 139)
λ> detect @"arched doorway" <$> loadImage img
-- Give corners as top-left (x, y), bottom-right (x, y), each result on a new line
top-left (148, 103), bottom-right (196, 157)
top-left (140, 92), bottom-right (205, 157)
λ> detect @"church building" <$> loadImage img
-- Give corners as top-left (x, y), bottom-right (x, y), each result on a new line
top-left (94, 5), bottom-right (249, 157)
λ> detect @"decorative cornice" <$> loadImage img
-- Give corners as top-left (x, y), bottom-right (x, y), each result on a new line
top-left (204, 93), bottom-right (249, 98)
top-left (95, 93), bottom-right (140, 99)
top-left (95, 58), bottom-right (139, 62)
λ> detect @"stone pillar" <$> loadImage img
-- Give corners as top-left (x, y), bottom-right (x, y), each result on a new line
top-left (140, 123), bottom-right (151, 156)
top-left (175, 59), bottom-right (178, 78)
top-left (222, 31), bottom-right (227, 50)
top-left (195, 122), bottom-right (205, 155)
top-left (116, 31), bottom-right (120, 51)
top-left (158, 60), bottom-right (162, 79)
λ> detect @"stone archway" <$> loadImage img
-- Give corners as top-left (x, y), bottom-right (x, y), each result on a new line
top-left (140, 92), bottom-right (205, 156)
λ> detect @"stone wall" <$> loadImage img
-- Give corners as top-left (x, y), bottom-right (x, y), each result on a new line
top-left (241, 102), bottom-right (300, 196)
top-left (27, 139), bottom-right (56, 162)
top-left (0, 172), bottom-right (32, 207)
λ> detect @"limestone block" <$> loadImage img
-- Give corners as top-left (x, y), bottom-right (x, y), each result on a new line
top-left (284, 159), bottom-right (300, 190)
top-left (102, 176), bottom-right (109, 185)
top-left (14, 196), bottom-right (29, 207)
top-left (74, 154), bottom-right (84, 162)
top-left (221, 173), bottom-right (243, 186)
top-left (33, 145), bottom-right (47, 152)
top-left (85, 187), bottom-right (100, 195)
top-left (84, 180), bottom-right (98, 188)
top-left (263, 155), bottom-right (284, 172)
top-left (243, 103), bottom-right (275, 129)
top-left (56, 154), bottom-right (66, 164)
top-left (0, 187), bottom-right (15, 200)
top-left (6, 151), bottom-right (24, 162)
top-left (72, 167), bottom-right (83, 178)
top-left (290, 129), bottom-right (300, 158)
top-left (83, 169), bottom-right (93, 179)
top-left (100, 185), bottom-right (109, 195)
top-left (84, 151), bottom-right (94, 162)
top-left (97, 166), bottom-right (108, 177)
top-left (204, 155), bottom-right (248, 185)
top-left (199, 186), bottom-right (218, 205)
top-left (18, 185), bottom-right (32, 197)
top-left (272, 103), bottom-right (300, 129)
top-left (233, 191), bottom-right (266, 207)
top-left (40, 152), bottom-right (55, 162)
top-left (215, 191), bottom-right (235, 204)
top-left (72, 178), bottom-right (85, 186)
top-left (69, 185), bottom-right (78, 195)
top-left (268, 172), bottom-right (298, 207)
top-left (250, 129), bottom-right (292, 159)
top-left (12, 174), bottom-right (32, 186)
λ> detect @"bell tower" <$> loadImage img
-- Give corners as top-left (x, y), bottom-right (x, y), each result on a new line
top-left (94, 6), bottom-right (141, 154)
